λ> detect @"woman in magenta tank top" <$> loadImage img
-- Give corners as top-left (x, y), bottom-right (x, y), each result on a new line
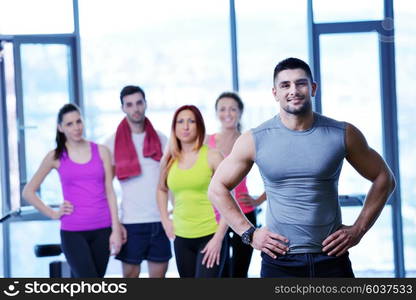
top-left (206, 92), bottom-right (266, 278)
top-left (22, 103), bottom-right (125, 277)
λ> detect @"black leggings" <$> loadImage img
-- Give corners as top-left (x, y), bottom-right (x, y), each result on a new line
top-left (174, 234), bottom-right (228, 278)
top-left (222, 210), bottom-right (257, 277)
top-left (60, 227), bottom-right (111, 278)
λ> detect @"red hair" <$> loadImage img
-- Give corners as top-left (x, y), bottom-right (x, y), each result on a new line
top-left (159, 105), bottom-right (206, 190)
top-left (170, 105), bottom-right (205, 157)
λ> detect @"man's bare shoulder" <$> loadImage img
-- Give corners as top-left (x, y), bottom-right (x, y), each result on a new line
top-left (231, 131), bottom-right (255, 161)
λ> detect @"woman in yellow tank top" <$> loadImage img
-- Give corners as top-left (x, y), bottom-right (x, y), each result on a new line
top-left (157, 105), bottom-right (228, 278)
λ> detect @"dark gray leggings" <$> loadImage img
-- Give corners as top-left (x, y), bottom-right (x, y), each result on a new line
top-left (60, 227), bottom-right (111, 278)
top-left (174, 233), bottom-right (228, 278)
top-left (222, 210), bottom-right (257, 277)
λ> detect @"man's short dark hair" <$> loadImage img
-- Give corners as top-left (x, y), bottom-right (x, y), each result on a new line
top-left (120, 85), bottom-right (146, 105)
top-left (273, 57), bottom-right (314, 85)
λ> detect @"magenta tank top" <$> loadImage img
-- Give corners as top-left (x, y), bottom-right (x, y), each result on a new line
top-left (57, 142), bottom-right (111, 231)
top-left (208, 134), bottom-right (254, 215)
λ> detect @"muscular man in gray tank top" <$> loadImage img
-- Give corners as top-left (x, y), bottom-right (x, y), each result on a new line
top-left (208, 58), bottom-right (396, 277)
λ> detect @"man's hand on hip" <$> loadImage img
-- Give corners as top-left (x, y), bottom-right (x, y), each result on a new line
top-left (252, 227), bottom-right (289, 259)
top-left (322, 224), bottom-right (364, 256)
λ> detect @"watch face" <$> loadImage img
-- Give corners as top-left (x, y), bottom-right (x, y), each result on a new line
top-left (242, 234), bottom-right (250, 245)
top-left (242, 227), bottom-right (255, 245)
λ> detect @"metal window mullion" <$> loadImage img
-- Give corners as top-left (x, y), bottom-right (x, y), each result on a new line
top-left (315, 21), bottom-right (380, 34)
top-left (229, 0), bottom-right (239, 92)
top-left (72, 0), bottom-right (84, 110)
top-left (12, 41), bottom-right (28, 202)
top-left (307, 0), bottom-right (322, 113)
top-left (0, 41), bottom-right (12, 277)
top-left (72, 37), bottom-right (84, 109)
top-left (11, 35), bottom-right (74, 44)
top-left (378, 0), bottom-right (405, 278)
top-left (67, 40), bottom-right (76, 105)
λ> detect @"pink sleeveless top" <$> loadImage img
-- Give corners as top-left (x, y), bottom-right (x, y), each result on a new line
top-left (208, 134), bottom-right (255, 217)
top-left (57, 142), bottom-right (111, 231)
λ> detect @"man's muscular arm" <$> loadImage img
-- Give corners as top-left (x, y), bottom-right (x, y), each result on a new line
top-left (322, 123), bottom-right (395, 256)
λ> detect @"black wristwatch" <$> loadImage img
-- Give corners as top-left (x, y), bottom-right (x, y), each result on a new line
top-left (241, 226), bottom-right (256, 245)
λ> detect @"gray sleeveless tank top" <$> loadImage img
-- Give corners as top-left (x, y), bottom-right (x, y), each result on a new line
top-left (252, 113), bottom-right (346, 253)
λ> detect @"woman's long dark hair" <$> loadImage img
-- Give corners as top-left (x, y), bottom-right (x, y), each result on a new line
top-left (54, 103), bottom-right (81, 160)
top-left (215, 91), bottom-right (244, 132)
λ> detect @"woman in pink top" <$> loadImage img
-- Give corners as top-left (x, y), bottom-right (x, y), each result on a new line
top-left (206, 91), bottom-right (266, 278)
top-left (23, 103), bottom-right (125, 277)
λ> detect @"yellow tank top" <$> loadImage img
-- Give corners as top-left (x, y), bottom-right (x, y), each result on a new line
top-left (167, 145), bottom-right (217, 238)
